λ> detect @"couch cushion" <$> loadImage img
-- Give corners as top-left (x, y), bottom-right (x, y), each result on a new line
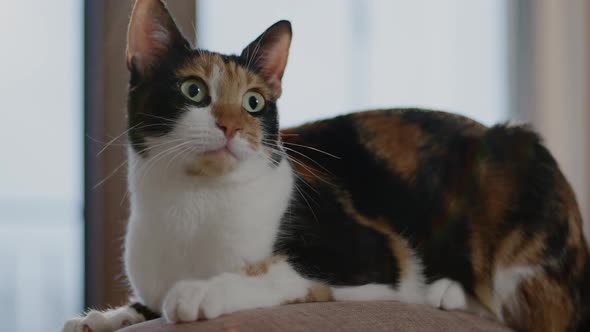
top-left (119, 301), bottom-right (512, 331)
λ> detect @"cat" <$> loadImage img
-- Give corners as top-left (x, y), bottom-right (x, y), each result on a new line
top-left (63, 0), bottom-right (590, 331)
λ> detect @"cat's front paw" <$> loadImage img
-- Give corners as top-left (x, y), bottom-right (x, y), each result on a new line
top-left (163, 280), bottom-right (210, 322)
top-left (163, 275), bottom-right (241, 322)
top-left (62, 310), bottom-right (134, 332)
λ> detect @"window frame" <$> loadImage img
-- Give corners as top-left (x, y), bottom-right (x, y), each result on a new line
top-left (83, 0), bottom-right (197, 309)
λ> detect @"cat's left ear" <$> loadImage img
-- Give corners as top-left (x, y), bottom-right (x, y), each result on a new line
top-left (241, 20), bottom-right (292, 97)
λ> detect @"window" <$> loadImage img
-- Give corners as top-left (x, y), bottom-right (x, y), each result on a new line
top-left (197, 0), bottom-right (508, 127)
top-left (0, 1), bottom-right (83, 331)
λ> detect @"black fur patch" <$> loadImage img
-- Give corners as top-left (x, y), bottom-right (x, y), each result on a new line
top-left (130, 302), bottom-right (160, 321)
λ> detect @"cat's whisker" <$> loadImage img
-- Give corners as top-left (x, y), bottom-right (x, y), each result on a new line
top-left (136, 113), bottom-right (194, 129)
top-left (262, 143), bottom-right (336, 187)
top-left (265, 133), bottom-right (300, 137)
top-left (293, 184), bottom-right (319, 223)
top-left (262, 140), bottom-right (335, 176)
top-left (138, 143), bottom-right (191, 179)
top-left (280, 141), bottom-right (341, 159)
top-left (164, 145), bottom-right (196, 173)
top-left (257, 151), bottom-right (320, 221)
top-left (95, 122), bottom-right (144, 156)
top-left (88, 124), bottom-right (189, 155)
top-left (93, 159), bottom-right (129, 190)
top-left (136, 141), bottom-right (195, 182)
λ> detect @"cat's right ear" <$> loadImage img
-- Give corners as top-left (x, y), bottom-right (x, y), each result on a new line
top-left (126, 0), bottom-right (189, 78)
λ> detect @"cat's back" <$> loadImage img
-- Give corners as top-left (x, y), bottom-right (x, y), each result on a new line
top-left (279, 109), bottom-right (589, 326)
top-left (280, 108), bottom-right (488, 195)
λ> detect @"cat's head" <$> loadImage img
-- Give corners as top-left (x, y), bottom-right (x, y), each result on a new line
top-left (126, 0), bottom-right (290, 178)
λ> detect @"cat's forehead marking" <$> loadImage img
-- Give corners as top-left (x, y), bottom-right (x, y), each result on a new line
top-left (209, 64), bottom-right (223, 101)
top-left (176, 53), bottom-right (272, 101)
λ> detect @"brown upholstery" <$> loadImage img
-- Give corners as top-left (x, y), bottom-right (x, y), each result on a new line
top-left (119, 301), bottom-right (512, 331)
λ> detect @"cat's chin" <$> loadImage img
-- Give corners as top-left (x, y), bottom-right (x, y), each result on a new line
top-left (184, 148), bottom-right (238, 177)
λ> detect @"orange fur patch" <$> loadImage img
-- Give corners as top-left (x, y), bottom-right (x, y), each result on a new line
top-left (243, 256), bottom-right (334, 305)
top-left (185, 150), bottom-right (237, 177)
top-left (285, 284), bottom-right (334, 304)
top-left (242, 256), bottom-right (287, 277)
top-left (355, 112), bottom-right (424, 183)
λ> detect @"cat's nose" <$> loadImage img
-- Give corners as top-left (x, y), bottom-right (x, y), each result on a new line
top-left (216, 122), bottom-right (242, 139)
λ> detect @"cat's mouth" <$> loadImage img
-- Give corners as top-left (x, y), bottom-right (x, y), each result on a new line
top-left (184, 146), bottom-right (239, 177)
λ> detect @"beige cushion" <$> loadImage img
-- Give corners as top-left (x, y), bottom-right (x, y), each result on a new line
top-left (119, 301), bottom-right (512, 331)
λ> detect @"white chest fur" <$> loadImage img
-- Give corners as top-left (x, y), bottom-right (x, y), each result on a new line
top-left (124, 154), bottom-right (294, 310)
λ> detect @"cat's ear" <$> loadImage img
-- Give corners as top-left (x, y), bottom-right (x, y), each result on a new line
top-left (241, 20), bottom-right (292, 97)
top-left (126, 0), bottom-right (190, 77)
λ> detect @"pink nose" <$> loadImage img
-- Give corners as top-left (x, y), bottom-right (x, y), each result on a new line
top-left (216, 122), bottom-right (242, 139)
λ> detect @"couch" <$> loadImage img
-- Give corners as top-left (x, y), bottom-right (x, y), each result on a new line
top-left (119, 301), bottom-right (511, 331)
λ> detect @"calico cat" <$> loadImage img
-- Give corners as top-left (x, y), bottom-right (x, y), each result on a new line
top-left (64, 0), bottom-right (590, 331)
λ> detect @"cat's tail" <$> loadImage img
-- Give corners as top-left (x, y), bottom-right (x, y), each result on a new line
top-left (572, 257), bottom-right (590, 331)
top-left (480, 125), bottom-right (590, 331)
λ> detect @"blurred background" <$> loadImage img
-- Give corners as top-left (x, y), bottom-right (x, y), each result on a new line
top-left (0, 1), bottom-right (588, 331)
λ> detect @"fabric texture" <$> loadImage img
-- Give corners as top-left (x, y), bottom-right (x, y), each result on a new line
top-left (119, 301), bottom-right (512, 332)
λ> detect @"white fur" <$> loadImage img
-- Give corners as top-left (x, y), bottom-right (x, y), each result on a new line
top-left (427, 278), bottom-right (467, 309)
top-left (163, 261), bottom-right (311, 321)
top-left (492, 266), bottom-right (537, 322)
top-left (124, 102), bottom-right (294, 312)
top-left (208, 64), bottom-right (223, 102)
top-left (397, 250), bottom-right (427, 304)
top-left (333, 249), bottom-right (427, 304)
top-left (62, 306), bottom-right (143, 332)
top-left (426, 278), bottom-right (495, 319)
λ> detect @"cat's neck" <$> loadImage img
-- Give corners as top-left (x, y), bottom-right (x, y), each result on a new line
top-left (126, 151), bottom-right (294, 222)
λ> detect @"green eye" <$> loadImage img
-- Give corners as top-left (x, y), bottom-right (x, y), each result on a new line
top-left (242, 91), bottom-right (266, 113)
top-left (180, 79), bottom-right (208, 103)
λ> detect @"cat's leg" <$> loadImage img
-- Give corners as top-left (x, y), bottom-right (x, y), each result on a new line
top-left (62, 301), bottom-right (159, 332)
top-left (427, 278), bottom-right (495, 319)
top-left (162, 256), bottom-right (330, 322)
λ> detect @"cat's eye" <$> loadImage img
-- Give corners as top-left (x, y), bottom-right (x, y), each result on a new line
top-left (242, 91), bottom-right (266, 113)
top-left (180, 79), bottom-right (208, 103)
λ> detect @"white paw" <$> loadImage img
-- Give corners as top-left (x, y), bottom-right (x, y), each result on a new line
top-left (163, 274), bottom-right (247, 322)
top-left (427, 278), bottom-right (467, 310)
top-left (200, 277), bottom-right (232, 319)
top-left (163, 280), bottom-right (210, 322)
top-left (62, 310), bottom-right (135, 332)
